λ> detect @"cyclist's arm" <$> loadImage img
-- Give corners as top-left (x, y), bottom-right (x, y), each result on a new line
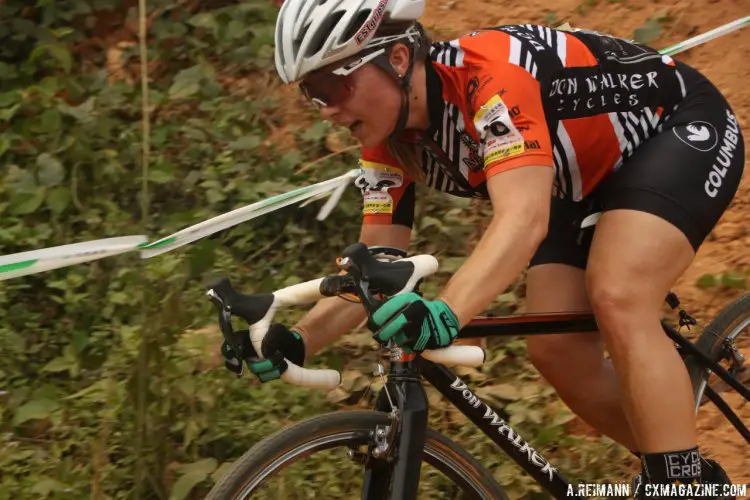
top-left (293, 223), bottom-right (411, 357)
top-left (438, 43), bottom-right (555, 326)
top-left (438, 166), bottom-right (552, 326)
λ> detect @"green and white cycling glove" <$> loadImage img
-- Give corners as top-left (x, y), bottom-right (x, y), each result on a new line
top-left (370, 292), bottom-right (460, 352)
top-left (221, 323), bottom-right (305, 383)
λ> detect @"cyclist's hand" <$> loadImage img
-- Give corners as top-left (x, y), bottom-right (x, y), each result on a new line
top-left (221, 324), bottom-right (306, 382)
top-left (370, 292), bottom-right (460, 352)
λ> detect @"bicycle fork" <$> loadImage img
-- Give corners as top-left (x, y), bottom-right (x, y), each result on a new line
top-left (360, 357), bottom-right (428, 500)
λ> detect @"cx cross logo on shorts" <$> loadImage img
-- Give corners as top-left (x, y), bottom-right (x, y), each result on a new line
top-left (673, 121), bottom-right (719, 152)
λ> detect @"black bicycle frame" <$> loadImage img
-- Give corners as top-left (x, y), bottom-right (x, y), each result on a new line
top-left (360, 313), bottom-right (748, 500)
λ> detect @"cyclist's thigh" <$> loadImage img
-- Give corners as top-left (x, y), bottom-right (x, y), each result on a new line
top-left (594, 69), bottom-right (744, 253)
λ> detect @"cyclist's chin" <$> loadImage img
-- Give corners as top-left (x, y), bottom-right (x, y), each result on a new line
top-left (353, 121), bottom-right (389, 149)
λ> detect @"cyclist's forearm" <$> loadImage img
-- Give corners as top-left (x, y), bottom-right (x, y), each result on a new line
top-left (439, 211), bottom-right (546, 326)
top-left (293, 295), bottom-right (368, 357)
top-left (438, 167), bottom-right (553, 327)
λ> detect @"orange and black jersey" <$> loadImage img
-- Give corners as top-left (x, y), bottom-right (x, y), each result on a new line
top-left (357, 24), bottom-right (691, 227)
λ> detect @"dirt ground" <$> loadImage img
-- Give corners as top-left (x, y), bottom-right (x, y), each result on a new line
top-left (416, 0), bottom-right (750, 485)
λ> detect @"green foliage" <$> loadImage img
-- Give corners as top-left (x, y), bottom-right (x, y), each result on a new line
top-left (696, 270), bottom-right (748, 290)
top-left (633, 9), bottom-right (671, 45)
top-left (0, 1), bottom-right (638, 499)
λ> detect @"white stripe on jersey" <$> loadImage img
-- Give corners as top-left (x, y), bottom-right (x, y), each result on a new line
top-left (509, 36), bottom-right (522, 66)
top-left (556, 31), bottom-right (567, 66)
top-left (557, 123), bottom-right (583, 201)
top-left (449, 39), bottom-right (465, 67)
top-left (552, 145), bottom-right (568, 197)
top-left (675, 70), bottom-right (686, 98)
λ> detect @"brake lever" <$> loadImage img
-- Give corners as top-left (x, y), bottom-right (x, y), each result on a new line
top-left (206, 289), bottom-right (247, 377)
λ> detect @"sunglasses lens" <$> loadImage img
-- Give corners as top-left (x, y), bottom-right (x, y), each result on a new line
top-left (300, 72), bottom-right (353, 108)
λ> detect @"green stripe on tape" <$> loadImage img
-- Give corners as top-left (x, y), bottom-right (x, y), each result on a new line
top-left (139, 237), bottom-right (177, 250)
top-left (0, 259), bottom-right (38, 274)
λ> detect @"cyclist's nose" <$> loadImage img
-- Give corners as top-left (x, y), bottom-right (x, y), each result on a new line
top-left (319, 105), bottom-right (340, 120)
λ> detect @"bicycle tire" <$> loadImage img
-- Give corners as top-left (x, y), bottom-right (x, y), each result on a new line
top-left (687, 293), bottom-right (750, 406)
top-left (206, 410), bottom-right (508, 500)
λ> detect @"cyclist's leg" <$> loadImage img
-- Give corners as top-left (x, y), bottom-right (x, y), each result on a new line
top-left (587, 210), bottom-right (697, 452)
top-left (526, 263), bottom-right (638, 451)
top-left (585, 72), bottom-right (744, 488)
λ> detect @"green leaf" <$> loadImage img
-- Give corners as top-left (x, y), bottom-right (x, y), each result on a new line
top-left (13, 398), bottom-right (60, 425)
top-left (51, 27), bottom-right (76, 39)
top-left (41, 356), bottom-right (74, 373)
top-left (63, 380), bottom-right (108, 401)
top-left (40, 108), bottom-right (62, 134)
top-left (300, 121), bottom-right (329, 142)
top-left (182, 458), bottom-right (218, 476)
top-left (188, 12), bottom-right (218, 30)
top-left (168, 79), bottom-right (200, 100)
top-left (48, 44), bottom-right (72, 73)
top-left (169, 65), bottom-right (204, 100)
top-left (10, 188), bottom-right (46, 215)
top-left (46, 186), bottom-right (71, 214)
top-left (228, 135), bottom-right (261, 151)
top-left (58, 97), bottom-right (96, 123)
top-left (188, 239), bottom-right (219, 276)
top-left (633, 19), bottom-right (662, 45)
top-left (0, 91), bottom-right (21, 107)
top-left (0, 103), bottom-right (21, 122)
top-left (37, 153), bottom-right (65, 186)
top-left (30, 478), bottom-right (69, 496)
top-left (696, 273), bottom-right (718, 288)
top-left (721, 272), bottom-right (746, 289)
top-left (169, 470), bottom-right (209, 500)
top-left (0, 136), bottom-right (10, 158)
top-left (150, 162), bottom-right (176, 184)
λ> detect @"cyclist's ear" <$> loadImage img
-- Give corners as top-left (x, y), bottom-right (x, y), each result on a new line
top-left (388, 43), bottom-right (411, 78)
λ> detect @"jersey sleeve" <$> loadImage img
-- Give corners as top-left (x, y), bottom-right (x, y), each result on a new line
top-left (468, 58), bottom-right (555, 178)
top-left (357, 144), bottom-right (416, 228)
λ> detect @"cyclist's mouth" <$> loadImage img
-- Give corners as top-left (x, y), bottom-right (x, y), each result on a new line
top-left (349, 120), bottom-right (363, 135)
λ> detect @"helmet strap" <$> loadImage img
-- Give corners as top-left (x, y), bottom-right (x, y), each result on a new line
top-left (371, 43), bottom-right (418, 140)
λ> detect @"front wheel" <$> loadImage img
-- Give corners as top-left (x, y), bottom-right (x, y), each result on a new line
top-left (207, 410), bottom-right (508, 500)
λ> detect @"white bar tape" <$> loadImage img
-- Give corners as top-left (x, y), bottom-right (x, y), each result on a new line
top-left (281, 361), bottom-right (342, 390)
top-left (394, 255), bottom-right (439, 294)
top-left (249, 277), bottom-right (326, 353)
top-left (422, 345), bottom-right (486, 367)
top-left (273, 277), bottom-right (326, 307)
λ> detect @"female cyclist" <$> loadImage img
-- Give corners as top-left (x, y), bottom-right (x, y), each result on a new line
top-left (226, 0), bottom-right (745, 496)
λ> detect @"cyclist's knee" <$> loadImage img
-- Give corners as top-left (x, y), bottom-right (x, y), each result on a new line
top-left (586, 276), bottom-right (661, 343)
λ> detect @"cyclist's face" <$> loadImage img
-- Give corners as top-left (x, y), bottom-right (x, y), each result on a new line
top-left (300, 59), bottom-right (401, 148)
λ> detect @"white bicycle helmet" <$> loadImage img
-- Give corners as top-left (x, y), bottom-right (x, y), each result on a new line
top-left (274, 0), bottom-right (426, 84)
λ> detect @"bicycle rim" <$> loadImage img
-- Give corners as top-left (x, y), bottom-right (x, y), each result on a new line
top-left (688, 294), bottom-right (750, 408)
top-left (207, 410), bottom-right (507, 500)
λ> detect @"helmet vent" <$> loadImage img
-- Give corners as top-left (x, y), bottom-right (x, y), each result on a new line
top-left (305, 11), bottom-right (345, 56)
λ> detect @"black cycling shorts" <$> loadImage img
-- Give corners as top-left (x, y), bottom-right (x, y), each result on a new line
top-left (530, 63), bottom-right (745, 270)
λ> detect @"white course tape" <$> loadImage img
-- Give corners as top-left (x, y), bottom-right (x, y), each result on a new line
top-left (0, 236), bottom-right (147, 281)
